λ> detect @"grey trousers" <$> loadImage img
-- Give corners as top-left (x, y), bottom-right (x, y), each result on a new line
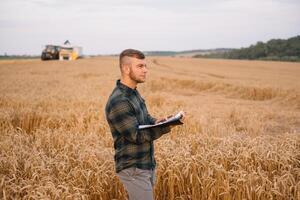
top-left (117, 167), bottom-right (156, 200)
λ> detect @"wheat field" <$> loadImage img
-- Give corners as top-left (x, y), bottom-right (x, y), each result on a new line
top-left (0, 57), bottom-right (299, 200)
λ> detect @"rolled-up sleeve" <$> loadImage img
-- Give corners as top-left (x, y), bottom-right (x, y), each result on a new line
top-left (107, 99), bottom-right (170, 144)
top-left (147, 114), bottom-right (157, 125)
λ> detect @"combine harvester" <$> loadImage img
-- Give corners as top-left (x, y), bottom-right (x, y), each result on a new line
top-left (41, 40), bottom-right (82, 61)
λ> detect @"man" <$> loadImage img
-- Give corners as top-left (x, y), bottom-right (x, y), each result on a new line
top-left (105, 49), bottom-right (184, 200)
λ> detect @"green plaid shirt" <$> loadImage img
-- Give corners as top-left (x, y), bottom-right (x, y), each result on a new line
top-left (105, 80), bottom-right (170, 173)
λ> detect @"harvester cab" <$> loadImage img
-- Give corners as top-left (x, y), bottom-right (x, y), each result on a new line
top-left (41, 45), bottom-right (60, 60)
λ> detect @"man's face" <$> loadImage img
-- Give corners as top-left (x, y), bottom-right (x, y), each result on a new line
top-left (126, 57), bottom-right (148, 83)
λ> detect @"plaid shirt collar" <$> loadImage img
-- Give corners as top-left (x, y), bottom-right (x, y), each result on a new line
top-left (116, 79), bottom-right (137, 95)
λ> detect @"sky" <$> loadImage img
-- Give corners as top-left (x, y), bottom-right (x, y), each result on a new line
top-left (0, 0), bottom-right (300, 55)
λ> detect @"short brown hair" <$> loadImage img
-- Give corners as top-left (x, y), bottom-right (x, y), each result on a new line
top-left (119, 49), bottom-right (145, 68)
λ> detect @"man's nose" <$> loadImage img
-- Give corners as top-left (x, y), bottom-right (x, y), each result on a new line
top-left (143, 66), bottom-right (148, 73)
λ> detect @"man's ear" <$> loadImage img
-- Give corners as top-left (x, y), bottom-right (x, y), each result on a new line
top-left (122, 64), bottom-right (130, 75)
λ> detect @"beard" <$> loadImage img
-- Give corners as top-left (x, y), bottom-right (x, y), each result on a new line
top-left (129, 69), bottom-right (145, 83)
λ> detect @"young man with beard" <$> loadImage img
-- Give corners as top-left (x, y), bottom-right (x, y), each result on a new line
top-left (105, 49), bottom-right (184, 200)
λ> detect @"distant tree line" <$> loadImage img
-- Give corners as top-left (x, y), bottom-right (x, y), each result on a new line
top-left (194, 35), bottom-right (300, 62)
top-left (0, 55), bottom-right (39, 60)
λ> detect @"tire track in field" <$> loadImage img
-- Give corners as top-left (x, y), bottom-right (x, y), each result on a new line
top-left (151, 58), bottom-right (226, 79)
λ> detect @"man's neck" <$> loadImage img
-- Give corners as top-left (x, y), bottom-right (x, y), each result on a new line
top-left (120, 77), bottom-right (137, 89)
